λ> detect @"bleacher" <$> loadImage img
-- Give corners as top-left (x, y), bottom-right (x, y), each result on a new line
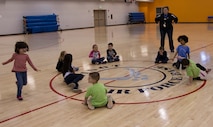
top-left (23, 14), bottom-right (60, 34)
top-left (208, 16), bottom-right (213, 22)
top-left (128, 12), bottom-right (145, 24)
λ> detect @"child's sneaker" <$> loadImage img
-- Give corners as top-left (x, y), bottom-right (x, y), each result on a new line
top-left (72, 89), bottom-right (82, 93)
top-left (87, 99), bottom-right (95, 110)
top-left (68, 83), bottom-right (76, 89)
top-left (102, 61), bottom-right (107, 64)
top-left (206, 69), bottom-right (211, 74)
top-left (107, 95), bottom-right (114, 109)
top-left (73, 66), bottom-right (79, 71)
top-left (17, 96), bottom-right (23, 101)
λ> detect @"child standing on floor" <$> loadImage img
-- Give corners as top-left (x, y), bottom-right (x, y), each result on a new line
top-left (83, 72), bottom-right (114, 110)
top-left (56, 51), bottom-right (79, 72)
top-left (2, 41), bottom-right (39, 101)
top-left (106, 42), bottom-right (120, 62)
top-left (155, 47), bottom-right (169, 63)
top-left (181, 59), bottom-right (211, 84)
top-left (172, 35), bottom-right (190, 69)
top-left (89, 44), bottom-right (106, 64)
top-left (62, 53), bottom-right (84, 93)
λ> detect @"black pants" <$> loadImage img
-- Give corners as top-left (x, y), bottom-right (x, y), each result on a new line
top-left (64, 74), bottom-right (84, 89)
top-left (173, 60), bottom-right (185, 69)
top-left (160, 28), bottom-right (174, 52)
top-left (196, 63), bottom-right (206, 71)
top-left (155, 56), bottom-right (169, 63)
top-left (193, 63), bottom-right (206, 80)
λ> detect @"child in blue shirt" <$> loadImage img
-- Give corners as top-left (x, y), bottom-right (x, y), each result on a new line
top-left (172, 35), bottom-right (190, 69)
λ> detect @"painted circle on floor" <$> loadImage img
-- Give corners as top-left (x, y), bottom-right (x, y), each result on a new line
top-left (50, 62), bottom-right (206, 104)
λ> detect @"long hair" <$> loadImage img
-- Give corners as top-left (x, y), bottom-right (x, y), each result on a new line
top-left (15, 41), bottom-right (29, 54)
top-left (58, 51), bottom-right (66, 61)
top-left (62, 54), bottom-right (73, 75)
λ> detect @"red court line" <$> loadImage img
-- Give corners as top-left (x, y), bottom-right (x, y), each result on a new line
top-left (1, 42), bottom-right (212, 124)
top-left (115, 80), bottom-right (206, 104)
top-left (190, 42), bottom-right (213, 52)
top-left (0, 73), bottom-right (82, 124)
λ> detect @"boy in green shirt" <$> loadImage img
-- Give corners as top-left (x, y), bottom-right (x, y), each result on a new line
top-left (181, 59), bottom-right (211, 83)
top-left (83, 72), bottom-right (115, 110)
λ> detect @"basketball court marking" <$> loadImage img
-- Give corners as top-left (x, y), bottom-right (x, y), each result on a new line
top-left (1, 41), bottom-right (212, 124)
top-left (49, 63), bottom-right (206, 104)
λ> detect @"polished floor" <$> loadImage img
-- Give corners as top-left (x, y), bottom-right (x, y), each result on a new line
top-left (0, 24), bottom-right (213, 127)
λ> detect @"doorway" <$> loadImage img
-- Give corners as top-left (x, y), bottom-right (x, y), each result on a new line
top-left (93, 10), bottom-right (106, 27)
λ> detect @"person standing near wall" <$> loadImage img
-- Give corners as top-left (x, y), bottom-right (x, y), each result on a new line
top-left (155, 6), bottom-right (178, 52)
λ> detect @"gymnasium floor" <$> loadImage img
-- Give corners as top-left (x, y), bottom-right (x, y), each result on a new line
top-left (0, 23), bottom-right (213, 127)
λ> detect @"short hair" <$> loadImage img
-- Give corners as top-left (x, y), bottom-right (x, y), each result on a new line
top-left (159, 46), bottom-right (164, 50)
top-left (15, 41), bottom-right (29, 54)
top-left (178, 35), bottom-right (188, 43)
top-left (89, 72), bottom-right (100, 82)
top-left (181, 59), bottom-right (190, 66)
top-left (163, 6), bottom-right (169, 11)
top-left (108, 43), bottom-right (113, 46)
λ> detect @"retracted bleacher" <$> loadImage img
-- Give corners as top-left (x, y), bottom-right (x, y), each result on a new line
top-left (23, 14), bottom-right (60, 34)
top-left (128, 12), bottom-right (145, 24)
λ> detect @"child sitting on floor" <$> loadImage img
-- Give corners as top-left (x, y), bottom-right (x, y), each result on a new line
top-left (83, 72), bottom-right (115, 110)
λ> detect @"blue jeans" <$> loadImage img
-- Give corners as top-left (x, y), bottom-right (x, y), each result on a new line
top-left (15, 72), bottom-right (27, 97)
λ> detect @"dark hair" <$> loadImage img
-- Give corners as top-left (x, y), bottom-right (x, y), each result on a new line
top-left (62, 54), bottom-right (73, 75)
top-left (89, 72), bottom-right (100, 82)
top-left (159, 46), bottom-right (164, 50)
top-left (163, 6), bottom-right (169, 11)
top-left (181, 59), bottom-right (190, 66)
top-left (108, 43), bottom-right (113, 46)
top-left (15, 41), bottom-right (29, 54)
top-left (92, 44), bottom-right (97, 49)
top-left (178, 35), bottom-right (188, 43)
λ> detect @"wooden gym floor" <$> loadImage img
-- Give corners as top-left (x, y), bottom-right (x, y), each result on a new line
top-left (0, 23), bottom-right (213, 127)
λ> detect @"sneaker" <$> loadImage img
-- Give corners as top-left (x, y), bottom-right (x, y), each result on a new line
top-left (87, 99), bottom-right (95, 110)
top-left (172, 63), bottom-right (176, 67)
top-left (68, 83), bottom-right (76, 89)
top-left (206, 69), bottom-right (211, 74)
top-left (72, 89), bottom-right (82, 93)
top-left (17, 96), bottom-right (23, 101)
top-left (107, 95), bottom-right (114, 109)
top-left (73, 66), bottom-right (79, 71)
top-left (102, 61), bottom-right (107, 64)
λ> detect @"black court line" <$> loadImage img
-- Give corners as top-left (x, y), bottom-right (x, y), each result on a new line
top-left (1, 42), bottom-right (213, 124)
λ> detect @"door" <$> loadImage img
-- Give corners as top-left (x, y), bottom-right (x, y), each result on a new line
top-left (94, 10), bottom-right (106, 27)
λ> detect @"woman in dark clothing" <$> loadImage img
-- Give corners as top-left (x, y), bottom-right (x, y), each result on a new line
top-left (155, 6), bottom-right (178, 52)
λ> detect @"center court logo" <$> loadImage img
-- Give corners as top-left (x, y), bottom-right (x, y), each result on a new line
top-left (98, 66), bottom-right (183, 94)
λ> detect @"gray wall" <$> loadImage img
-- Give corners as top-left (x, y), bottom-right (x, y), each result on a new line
top-left (0, 0), bottom-right (138, 35)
